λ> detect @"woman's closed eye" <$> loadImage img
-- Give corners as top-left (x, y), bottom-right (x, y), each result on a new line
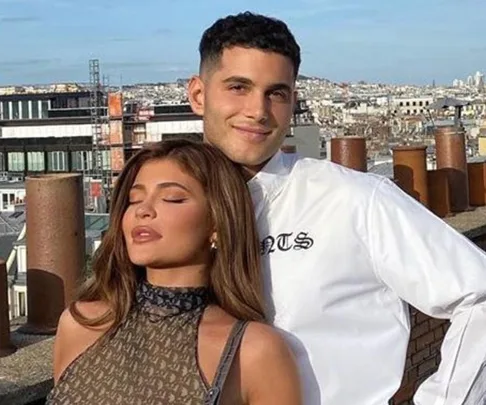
top-left (163, 197), bottom-right (187, 203)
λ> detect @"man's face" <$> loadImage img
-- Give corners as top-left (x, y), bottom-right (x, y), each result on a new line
top-left (188, 46), bottom-right (296, 175)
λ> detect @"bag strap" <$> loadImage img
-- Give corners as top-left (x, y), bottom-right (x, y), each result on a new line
top-left (204, 320), bottom-right (249, 405)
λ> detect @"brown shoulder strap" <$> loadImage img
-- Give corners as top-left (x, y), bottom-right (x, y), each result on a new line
top-left (204, 320), bottom-right (249, 405)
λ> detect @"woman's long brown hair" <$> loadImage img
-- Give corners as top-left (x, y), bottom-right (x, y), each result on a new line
top-left (70, 139), bottom-right (265, 336)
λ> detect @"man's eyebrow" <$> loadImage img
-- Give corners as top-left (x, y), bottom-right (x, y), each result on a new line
top-left (222, 76), bottom-right (292, 93)
top-left (222, 76), bottom-right (254, 85)
top-left (267, 83), bottom-right (292, 93)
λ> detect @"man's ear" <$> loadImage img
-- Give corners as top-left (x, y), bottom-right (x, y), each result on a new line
top-left (188, 75), bottom-right (205, 116)
top-left (292, 90), bottom-right (298, 111)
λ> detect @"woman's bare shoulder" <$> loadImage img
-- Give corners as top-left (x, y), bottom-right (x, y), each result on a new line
top-left (56, 300), bottom-right (111, 341)
top-left (239, 322), bottom-right (302, 405)
top-left (240, 322), bottom-right (294, 363)
top-left (53, 301), bottom-right (111, 383)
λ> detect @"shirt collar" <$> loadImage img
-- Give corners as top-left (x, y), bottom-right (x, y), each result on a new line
top-left (247, 150), bottom-right (298, 203)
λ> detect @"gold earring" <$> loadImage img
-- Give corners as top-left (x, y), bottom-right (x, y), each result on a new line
top-left (210, 240), bottom-right (217, 250)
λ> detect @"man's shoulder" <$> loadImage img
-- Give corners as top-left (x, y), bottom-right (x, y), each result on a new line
top-left (290, 156), bottom-right (386, 195)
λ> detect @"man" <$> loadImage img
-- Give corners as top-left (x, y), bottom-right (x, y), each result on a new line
top-left (188, 11), bottom-right (486, 405)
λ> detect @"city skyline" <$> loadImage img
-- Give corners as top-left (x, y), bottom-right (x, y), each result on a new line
top-left (1, 0), bottom-right (485, 86)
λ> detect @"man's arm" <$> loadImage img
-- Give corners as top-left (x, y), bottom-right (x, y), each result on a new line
top-left (464, 363), bottom-right (486, 405)
top-left (368, 178), bottom-right (486, 405)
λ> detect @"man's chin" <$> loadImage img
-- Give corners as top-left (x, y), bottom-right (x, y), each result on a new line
top-left (230, 154), bottom-right (263, 166)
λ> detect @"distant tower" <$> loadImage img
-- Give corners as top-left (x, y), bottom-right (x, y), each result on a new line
top-left (474, 71), bottom-right (484, 87)
top-left (479, 76), bottom-right (486, 94)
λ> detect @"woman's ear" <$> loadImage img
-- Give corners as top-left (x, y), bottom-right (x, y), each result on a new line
top-left (209, 232), bottom-right (218, 250)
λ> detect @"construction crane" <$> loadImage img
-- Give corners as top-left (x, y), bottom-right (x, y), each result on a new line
top-left (85, 59), bottom-right (112, 213)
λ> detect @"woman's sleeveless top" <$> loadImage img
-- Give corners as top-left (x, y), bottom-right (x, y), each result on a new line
top-left (46, 281), bottom-right (248, 405)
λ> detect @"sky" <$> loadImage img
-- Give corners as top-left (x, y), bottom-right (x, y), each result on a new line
top-left (1, 0), bottom-right (485, 86)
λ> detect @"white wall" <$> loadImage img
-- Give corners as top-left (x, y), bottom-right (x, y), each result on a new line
top-left (286, 125), bottom-right (322, 159)
top-left (10, 285), bottom-right (27, 319)
top-left (16, 245), bottom-right (26, 274)
top-left (392, 97), bottom-right (434, 115)
top-left (1, 124), bottom-right (95, 138)
top-left (146, 120), bottom-right (203, 142)
top-left (0, 188), bottom-right (25, 211)
top-left (93, 238), bottom-right (102, 252)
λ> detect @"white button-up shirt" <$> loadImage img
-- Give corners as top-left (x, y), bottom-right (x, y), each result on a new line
top-left (248, 151), bottom-right (486, 405)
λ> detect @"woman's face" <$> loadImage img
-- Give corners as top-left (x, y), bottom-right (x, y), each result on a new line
top-left (122, 158), bottom-right (212, 270)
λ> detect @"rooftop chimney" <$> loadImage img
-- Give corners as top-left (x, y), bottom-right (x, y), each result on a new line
top-left (434, 125), bottom-right (469, 212)
top-left (0, 260), bottom-right (16, 357)
top-left (467, 162), bottom-right (486, 206)
top-left (330, 136), bottom-right (367, 172)
top-left (427, 170), bottom-right (452, 218)
top-left (20, 174), bottom-right (85, 335)
top-left (392, 145), bottom-right (429, 207)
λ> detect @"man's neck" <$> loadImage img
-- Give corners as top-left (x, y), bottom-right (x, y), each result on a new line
top-left (241, 165), bottom-right (261, 182)
top-left (241, 158), bottom-right (275, 181)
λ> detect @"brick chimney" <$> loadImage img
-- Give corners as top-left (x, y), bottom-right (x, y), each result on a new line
top-left (434, 125), bottom-right (469, 212)
top-left (330, 136), bottom-right (367, 172)
top-left (392, 145), bottom-right (429, 207)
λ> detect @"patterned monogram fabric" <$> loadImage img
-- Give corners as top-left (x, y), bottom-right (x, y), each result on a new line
top-left (46, 281), bottom-right (213, 405)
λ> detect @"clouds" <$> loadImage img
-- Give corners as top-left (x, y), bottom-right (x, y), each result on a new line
top-left (0, 58), bottom-right (64, 76)
top-left (153, 28), bottom-right (173, 36)
top-left (0, 15), bottom-right (40, 23)
top-left (1, 0), bottom-right (485, 85)
top-left (0, 0), bottom-right (43, 25)
top-left (108, 38), bottom-right (137, 44)
top-left (0, 58), bottom-right (57, 67)
top-left (272, 0), bottom-right (369, 20)
top-left (0, 0), bottom-right (95, 7)
top-left (102, 60), bottom-right (193, 74)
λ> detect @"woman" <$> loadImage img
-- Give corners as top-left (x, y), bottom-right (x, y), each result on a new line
top-left (47, 140), bottom-right (301, 405)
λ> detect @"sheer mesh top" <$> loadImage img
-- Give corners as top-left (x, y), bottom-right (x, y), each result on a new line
top-left (46, 281), bottom-right (246, 405)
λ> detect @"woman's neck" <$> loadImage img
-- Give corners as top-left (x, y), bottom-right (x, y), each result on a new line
top-left (145, 264), bottom-right (208, 288)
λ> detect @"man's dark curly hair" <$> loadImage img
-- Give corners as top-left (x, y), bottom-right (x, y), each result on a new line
top-left (199, 11), bottom-right (301, 78)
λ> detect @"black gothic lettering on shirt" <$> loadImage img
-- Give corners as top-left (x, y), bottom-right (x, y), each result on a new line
top-left (276, 233), bottom-right (293, 251)
top-left (260, 232), bottom-right (314, 255)
top-left (260, 236), bottom-right (276, 256)
top-left (294, 232), bottom-right (315, 250)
